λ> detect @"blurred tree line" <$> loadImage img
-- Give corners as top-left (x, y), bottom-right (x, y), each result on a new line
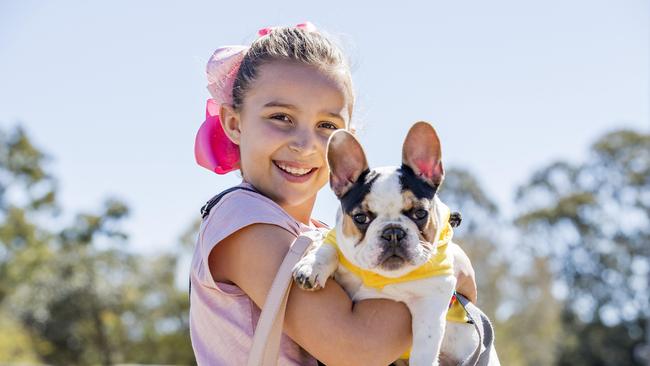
top-left (0, 124), bottom-right (647, 365)
top-left (0, 127), bottom-right (194, 365)
top-left (440, 128), bottom-right (649, 365)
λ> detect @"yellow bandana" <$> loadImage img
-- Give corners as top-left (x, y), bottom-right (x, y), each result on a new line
top-left (324, 205), bottom-right (469, 359)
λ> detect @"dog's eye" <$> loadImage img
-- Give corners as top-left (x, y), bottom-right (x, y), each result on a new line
top-left (413, 209), bottom-right (428, 220)
top-left (353, 213), bottom-right (370, 225)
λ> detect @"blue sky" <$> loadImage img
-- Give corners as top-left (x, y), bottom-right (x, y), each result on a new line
top-left (1, 1), bottom-right (648, 254)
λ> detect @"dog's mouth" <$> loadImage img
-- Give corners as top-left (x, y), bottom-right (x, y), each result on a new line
top-left (377, 249), bottom-right (409, 271)
top-left (380, 255), bottom-right (407, 271)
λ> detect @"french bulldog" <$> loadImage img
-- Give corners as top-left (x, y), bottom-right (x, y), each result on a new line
top-left (292, 122), bottom-right (495, 366)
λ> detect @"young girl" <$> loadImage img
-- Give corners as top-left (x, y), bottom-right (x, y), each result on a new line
top-left (190, 23), bottom-right (478, 365)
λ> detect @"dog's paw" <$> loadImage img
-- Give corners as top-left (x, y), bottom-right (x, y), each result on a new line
top-left (292, 255), bottom-right (329, 291)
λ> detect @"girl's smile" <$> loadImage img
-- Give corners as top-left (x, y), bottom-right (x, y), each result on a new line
top-left (273, 160), bottom-right (318, 182)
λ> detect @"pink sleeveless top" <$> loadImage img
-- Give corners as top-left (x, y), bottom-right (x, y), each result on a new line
top-left (189, 183), bottom-right (320, 366)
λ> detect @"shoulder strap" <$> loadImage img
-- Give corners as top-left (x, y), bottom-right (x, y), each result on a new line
top-left (247, 235), bottom-right (313, 366)
top-left (200, 186), bottom-right (258, 219)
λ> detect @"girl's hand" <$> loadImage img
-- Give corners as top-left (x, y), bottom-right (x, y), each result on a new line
top-left (449, 243), bottom-right (478, 303)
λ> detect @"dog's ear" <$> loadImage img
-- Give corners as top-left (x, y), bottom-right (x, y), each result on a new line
top-left (402, 121), bottom-right (444, 187)
top-left (327, 130), bottom-right (369, 198)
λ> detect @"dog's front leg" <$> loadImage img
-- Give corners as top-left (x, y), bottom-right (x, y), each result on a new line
top-left (408, 297), bottom-right (450, 366)
top-left (407, 277), bottom-right (456, 366)
top-left (292, 241), bottom-right (338, 291)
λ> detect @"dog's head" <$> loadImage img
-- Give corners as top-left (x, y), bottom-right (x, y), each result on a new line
top-left (328, 122), bottom-right (448, 278)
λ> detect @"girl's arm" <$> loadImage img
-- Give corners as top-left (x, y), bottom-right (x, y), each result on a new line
top-left (210, 224), bottom-right (475, 366)
top-left (211, 223), bottom-right (410, 365)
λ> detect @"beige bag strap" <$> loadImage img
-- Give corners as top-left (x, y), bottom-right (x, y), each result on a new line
top-left (247, 235), bottom-right (313, 366)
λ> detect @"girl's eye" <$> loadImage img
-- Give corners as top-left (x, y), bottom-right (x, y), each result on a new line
top-left (413, 209), bottom-right (428, 220)
top-left (353, 213), bottom-right (370, 225)
top-left (319, 121), bottom-right (339, 130)
top-left (270, 114), bottom-right (292, 123)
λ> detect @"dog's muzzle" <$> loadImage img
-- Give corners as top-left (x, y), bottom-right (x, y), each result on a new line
top-left (381, 225), bottom-right (407, 246)
top-left (378, 225), bottom-right (412, 269)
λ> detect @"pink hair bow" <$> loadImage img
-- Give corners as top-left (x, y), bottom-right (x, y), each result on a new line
top-left (195, 46), bottom-right (247, 174)
top-left (195, 22), bottom-right (316, 174)
top-left (257, 22), bottom-right (317, 37)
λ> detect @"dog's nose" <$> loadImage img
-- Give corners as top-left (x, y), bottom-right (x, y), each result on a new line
top-left (381, 226), bottom-right (406, 244)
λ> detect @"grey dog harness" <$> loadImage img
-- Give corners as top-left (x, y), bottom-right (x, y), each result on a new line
top-left (391, 292), bottom-right (496, 366)
top-left (455, 293), bottom-right (496, 366)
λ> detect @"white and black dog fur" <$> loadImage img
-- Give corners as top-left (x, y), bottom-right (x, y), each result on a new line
top-left (292, 122), bottom-right (499, 366)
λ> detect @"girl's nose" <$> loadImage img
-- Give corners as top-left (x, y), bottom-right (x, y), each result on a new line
top-left (288, 128), bottom-right (318, 155)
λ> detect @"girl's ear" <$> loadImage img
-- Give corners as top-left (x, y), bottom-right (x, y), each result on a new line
top-left (219, 104), bottom-right (241, 145)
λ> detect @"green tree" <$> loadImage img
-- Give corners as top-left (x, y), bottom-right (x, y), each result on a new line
top-left (515, 129), bottom-right (650, 365)
top-left (441, 168), bottom-right (562, 366)
top-left (0, 126), bottom-right (57, 361)
top-left (0, 124), bottom-right (194, 365)
top-left (0, 126), bottom-right (57, 301)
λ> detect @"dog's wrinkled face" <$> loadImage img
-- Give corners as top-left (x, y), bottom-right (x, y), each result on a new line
top-left (328, 122), bottom-right (447, 278)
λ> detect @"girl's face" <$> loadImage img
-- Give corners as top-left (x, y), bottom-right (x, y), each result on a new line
top-left (222, 60), bottom-right (351, 213)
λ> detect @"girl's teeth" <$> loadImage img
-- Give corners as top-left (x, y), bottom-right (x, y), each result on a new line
top-left (277, 163), bottom-right (312, 176)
